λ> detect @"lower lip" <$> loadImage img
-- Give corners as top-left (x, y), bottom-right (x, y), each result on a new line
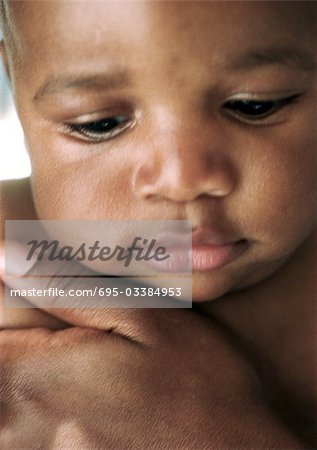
top-left (191, 240), bottom-right (249, 272)
top-left (143, 240), bottom-right (249, 273)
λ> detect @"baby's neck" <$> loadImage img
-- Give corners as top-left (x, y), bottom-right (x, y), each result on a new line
top-left (199, 228), bottom-right (317, 442)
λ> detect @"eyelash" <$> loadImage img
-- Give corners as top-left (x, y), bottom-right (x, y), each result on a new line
top-left (63, 94), bottom-right (300, 143)
top-left (223, 94), bottom-right (300, 124)
top-left (64, 115), bottom-right (133, 143)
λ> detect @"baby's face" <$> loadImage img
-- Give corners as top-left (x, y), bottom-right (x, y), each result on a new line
top-left (2, 1), bottom-right (317, 301)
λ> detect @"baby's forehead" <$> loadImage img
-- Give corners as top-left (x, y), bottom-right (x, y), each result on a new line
top-left (3, 0), bottom-right (317, 36)
top-left (2, 0), bottom-right (316, 82)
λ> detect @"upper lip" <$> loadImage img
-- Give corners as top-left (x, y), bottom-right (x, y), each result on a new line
top-left (191, 228), bottom-right (243, 246)
top-left (156, 228), bottom-right (244, 249)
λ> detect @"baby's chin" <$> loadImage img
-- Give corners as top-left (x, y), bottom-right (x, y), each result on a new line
top-left (74, 260), bottom-right (250, 304)
top-left (190, 264), bottom-right (276, 303)
top-left (191, 274), bottom-right (235, 303)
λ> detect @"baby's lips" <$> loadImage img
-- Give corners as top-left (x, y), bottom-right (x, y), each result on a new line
top-left (2, 240), bottom-right (39, 278)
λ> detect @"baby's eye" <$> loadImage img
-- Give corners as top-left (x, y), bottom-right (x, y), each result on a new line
top-left (65, 115), bottom-right (132, 143)
top-left (223, 95), bottom-right (299, 124)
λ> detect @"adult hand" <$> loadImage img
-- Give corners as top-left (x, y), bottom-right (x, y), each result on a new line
top-left (0, 242), bottom-right (305, 448)
top-left (1, 309), bottom-right (304, 449)
top-left (0, 242), bottom-right (68, 329)
top-left (2, 241), bottom-right (189, 339)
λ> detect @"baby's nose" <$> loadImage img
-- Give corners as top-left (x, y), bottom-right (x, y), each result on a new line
top-left (132, 120), bottom-right (237, 203)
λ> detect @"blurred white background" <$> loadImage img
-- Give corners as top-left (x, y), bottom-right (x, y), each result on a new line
top-left (0, 58), bottom-right (31, 180)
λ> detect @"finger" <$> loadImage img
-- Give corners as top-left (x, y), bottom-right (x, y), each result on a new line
top-left (0, 290), bottom-right (69, 329)
top-left (4, 242), bottom-right (182, 341)
top-left (0, 243), bottom-right (69, 329)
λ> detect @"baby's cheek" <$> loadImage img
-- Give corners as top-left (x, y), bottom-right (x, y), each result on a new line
top-left (247, 138), bottom-right (317, 254)
top-left (30, 144), bottom-right (136, 221)
top-left (31, 166), bottom-right (121, 221)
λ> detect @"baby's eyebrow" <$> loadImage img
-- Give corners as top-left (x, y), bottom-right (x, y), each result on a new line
top-left (33, 70), bottom-right (131, 101)
top-left (230, 47), bottom-right (316, 72)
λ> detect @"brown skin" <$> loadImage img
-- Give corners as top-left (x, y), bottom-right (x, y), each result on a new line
top-left (1, 311), bottom-right (305, 450)
top-left (0, 178), bottom-right (68, 329)
top-left (2, 0), bottom-right (317, 301)
top-left (0, 0), bottom-right (316, 447)
top-left (0, 180), bottom-right (307, 448)
top-left (201, 231), bottom-right (317, 443)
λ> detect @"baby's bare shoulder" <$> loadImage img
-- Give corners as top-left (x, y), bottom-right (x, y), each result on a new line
top-left (0, 177), bottom-right (37, 239)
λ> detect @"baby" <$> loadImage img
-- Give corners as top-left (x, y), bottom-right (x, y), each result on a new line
top-left (0, 1), bottom-right (316, 448)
